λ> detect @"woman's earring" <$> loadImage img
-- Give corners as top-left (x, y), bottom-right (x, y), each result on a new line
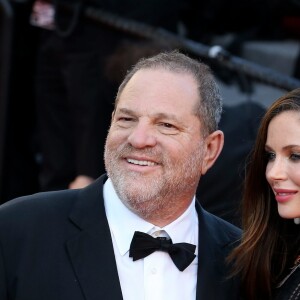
top-left (294, 218), bottom-right (300, 225)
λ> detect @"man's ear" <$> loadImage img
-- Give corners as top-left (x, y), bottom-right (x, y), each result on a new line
top-left (109, 110), bottom-right (116, 125)
top-left (201, 130), bottom-right (224, 175)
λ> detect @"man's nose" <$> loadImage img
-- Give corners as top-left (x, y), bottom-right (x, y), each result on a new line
top-left (127, 122), bottom-right (157, 148)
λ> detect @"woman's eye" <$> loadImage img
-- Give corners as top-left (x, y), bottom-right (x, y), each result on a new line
top-left (290, 153), bottom-right (300, 161)
top-left (265, 151), bottom-right (275, 161)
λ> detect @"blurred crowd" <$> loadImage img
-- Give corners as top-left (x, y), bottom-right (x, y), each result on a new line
top-left (1, 0), bottom-right (300, 226)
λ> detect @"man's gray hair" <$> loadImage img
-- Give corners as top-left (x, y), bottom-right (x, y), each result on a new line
top-left (114, 50), bottom-right (222, 135)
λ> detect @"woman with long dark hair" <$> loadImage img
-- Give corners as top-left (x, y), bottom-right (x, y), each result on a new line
top-left (229, 88), bottom-right (300, 299)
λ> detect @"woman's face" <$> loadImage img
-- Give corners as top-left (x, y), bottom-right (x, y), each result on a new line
top-left (265, 111), bottom-right (300, 219)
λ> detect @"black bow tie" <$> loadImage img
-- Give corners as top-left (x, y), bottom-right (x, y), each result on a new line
top-left (129, 231), bottom-right (196, 271)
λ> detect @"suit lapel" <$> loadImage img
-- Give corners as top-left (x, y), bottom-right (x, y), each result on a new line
top-left (65, 178), bottom-right (238, 300)
top-left (195, 200), bottom-right (238, 300)
top-left (196, 201), bottom-right (218, 299)
top-left (66, 175), bottom-right (123, 300)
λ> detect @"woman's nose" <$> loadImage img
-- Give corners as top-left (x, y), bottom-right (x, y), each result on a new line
top-left (266, 158), bottom-right (287, 181)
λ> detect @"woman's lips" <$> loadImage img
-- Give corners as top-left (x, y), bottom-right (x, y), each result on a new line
top-left (274, 189), bottom-right (297, 203)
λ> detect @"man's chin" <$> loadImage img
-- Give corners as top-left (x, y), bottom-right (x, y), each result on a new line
top-left (115, 170), bottom-right (158, 182)
top-left (113, 178), bottom-right (162, 200)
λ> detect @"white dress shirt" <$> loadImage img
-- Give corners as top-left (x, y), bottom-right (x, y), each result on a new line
top-left (103, 178), bottom-right (199, 300)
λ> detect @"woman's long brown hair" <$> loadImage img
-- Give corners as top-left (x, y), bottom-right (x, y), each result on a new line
top-left (228, 88), bottom-right (300, 299)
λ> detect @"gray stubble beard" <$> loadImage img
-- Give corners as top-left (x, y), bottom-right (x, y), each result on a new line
top-left (104, 141), bottom-right (204, 219)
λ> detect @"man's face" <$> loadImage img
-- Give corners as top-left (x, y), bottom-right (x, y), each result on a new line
top-left (104, 68), bottom-right (206, 217)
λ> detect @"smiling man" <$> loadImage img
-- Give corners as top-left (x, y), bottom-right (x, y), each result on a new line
top-left (105, 68), bottom-right (210, 225)
top-left (0, 51), bottom-right (241, 300)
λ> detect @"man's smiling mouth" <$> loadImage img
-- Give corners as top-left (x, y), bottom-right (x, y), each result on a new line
top-left (127, 159), bottom-right (158, 166)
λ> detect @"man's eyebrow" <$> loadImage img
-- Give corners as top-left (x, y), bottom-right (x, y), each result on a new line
top-left (154, 112), bottom-right (181, 123)
top-left (116, 108), bottom-right (180, 122)
top-left (116, 108), bottom-right (135, 115)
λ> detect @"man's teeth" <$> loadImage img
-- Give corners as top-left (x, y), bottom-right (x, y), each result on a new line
top-left (127, 159), bottom-right (157, 166)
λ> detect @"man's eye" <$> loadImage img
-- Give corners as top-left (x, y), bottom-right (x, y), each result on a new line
top-left (158, 122), bottom-right (179, 135)
top-left (115, 116), bottom-right (136, 128)
top-left (161, 123), bottom-right (174, 128)
top-left (118, 117), bottom-right (133, 122)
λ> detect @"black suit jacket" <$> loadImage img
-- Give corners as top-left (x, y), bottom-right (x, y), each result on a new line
top-left (0, 174), bottom-right (241, 300)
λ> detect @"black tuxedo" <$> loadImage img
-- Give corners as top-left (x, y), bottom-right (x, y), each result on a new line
top-left (0, 174), bottom-right (241, 299)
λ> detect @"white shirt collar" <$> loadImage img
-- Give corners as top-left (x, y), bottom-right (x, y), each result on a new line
top-left (103, 178), bottom-right (198, 257)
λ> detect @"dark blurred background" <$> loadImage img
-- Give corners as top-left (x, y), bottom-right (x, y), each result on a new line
top-left (1, 0), bottom-right (299, 226)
